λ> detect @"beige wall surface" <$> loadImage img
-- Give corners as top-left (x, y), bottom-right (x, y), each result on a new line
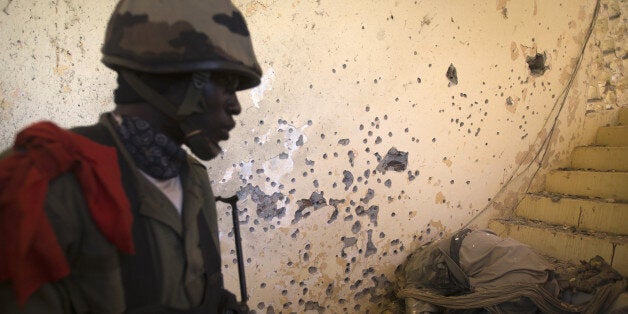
top-left (1, 0), bottom-right (625, 312)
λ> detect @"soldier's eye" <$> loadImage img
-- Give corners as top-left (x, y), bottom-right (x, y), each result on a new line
top-left (213, 75), bottom-right (239, 93)
top-left (224, 76), bottom-right (239, 92)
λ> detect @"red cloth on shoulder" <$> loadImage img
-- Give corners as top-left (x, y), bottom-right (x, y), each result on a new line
top-left (0, 121), bottom-right (134, 305)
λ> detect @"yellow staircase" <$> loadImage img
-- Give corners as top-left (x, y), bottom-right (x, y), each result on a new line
top-left (489, 107), bottom-right (628, 276)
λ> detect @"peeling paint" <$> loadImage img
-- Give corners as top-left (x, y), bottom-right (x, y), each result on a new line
top-left (250, 67), bottom-right (275, 108)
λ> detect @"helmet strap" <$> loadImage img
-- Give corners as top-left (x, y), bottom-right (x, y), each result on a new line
top-left (119, 70), bottom-right (178, 119)
top-left (175, 72), bottom-right (211, 119)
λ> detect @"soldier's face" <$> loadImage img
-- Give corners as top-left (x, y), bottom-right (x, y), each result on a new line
top-left (182, 74), bottom-right (241, 160)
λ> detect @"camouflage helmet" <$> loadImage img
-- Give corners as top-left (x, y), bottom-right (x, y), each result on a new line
top-left (102, 0), bottom-right (262, 90)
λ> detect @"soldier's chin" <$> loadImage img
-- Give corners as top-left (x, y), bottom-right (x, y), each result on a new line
top-left (186, 136), bottom-right (222, 161)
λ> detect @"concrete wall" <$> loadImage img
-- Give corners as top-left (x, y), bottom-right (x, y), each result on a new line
top-left (1, 0), bottom-right (624, 312)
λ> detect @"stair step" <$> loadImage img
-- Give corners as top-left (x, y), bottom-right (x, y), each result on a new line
top-left (596, 126), bottom-right (628, 146)
top-left (619, 107), bottom-right (628, 125)
top-left (515, 195), bottom-right (628, 235)
top-left (571, 146), bottom-right (628, 171)
top-left (489, 219), bottom-right (628, 276)
top-left (545, 170), bottom-right (628, 202)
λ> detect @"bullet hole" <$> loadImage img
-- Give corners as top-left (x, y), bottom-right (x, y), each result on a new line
top-left (292, 193), bottom-right (324, 225)
top-left (360, 188), bottom-right (375, 204)
top-left (238, 184), bottom-right (285, 221)
top-left (446, 63), bottom-right (458, 86)
top-left (260, 282), bottom-right (267, 288)
top-left (342, 170), bottom-right (354, 190)
top-left (313, 180), bottom-right (319, 188)
top-left (333, 152), bottom-right (339, 157)
top-left (257, 302), bottom-right (265, 310)
top-left (348, 150), bottom-right (355, 167)
top-left (506, 96), bottom-right (514, 105)
top-left (374, 136), bottom-right (382, 144)
top-left (326, 283), bottom-right (334, 296)
top-left (338, 138), bottom-right (350, 146)
top-left (332, 68), bottom-right (336, 73)
top-left (296, 135), bottom-right (304, 146)
top-left (320, 133), bottom-right (325, 139)
top-left (365, 105), bottom-right (370, 112)
top-left (407, 171), bottom-right (416, 181)
top-left (350, 279), bottom-right (363, 290)
top-left (526, 52), bottom-right (548, 76)
top-left (304, 301), bottom-right (325, 313)
top-left (327, 208), bottom-right (338, 224)
top-left (355, 205), bottom-right (379, 226)
top-left (341, 236), bottom-right (358, 257)
top-left (432, 137), bottom-right (437, 142)
top-left (450, 180), bottom-right (454, 184)
top-left (308, 266), bottom-right (318, 274)
top-left (375, 147), bottom-right (408, 172)
top-left (417, 77), bottom-right (421, 83)
top-left (364, 169), bottom-right (371, 179)
top-left (388, 132), bottom-right (393, 137)
top-left (365, 230), bottom-right (378, 257)
top-left (352, 221), bottom-right (361, 234)
top-left (384, 179), bottom-right (392, 188)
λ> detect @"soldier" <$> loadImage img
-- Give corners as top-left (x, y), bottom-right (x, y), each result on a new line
top-left (0, 0), bottom-right (261, 313)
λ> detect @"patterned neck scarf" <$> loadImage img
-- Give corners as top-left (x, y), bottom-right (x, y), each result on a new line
top-left (114, 115), bottom-right (186, 180)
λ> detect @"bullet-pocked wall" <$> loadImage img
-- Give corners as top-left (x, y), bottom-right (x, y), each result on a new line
top-left (1, 0), bottom-right (624, 312)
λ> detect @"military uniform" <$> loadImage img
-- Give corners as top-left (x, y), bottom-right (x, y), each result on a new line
top-left (0, 114), bottom-right (228, 313)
